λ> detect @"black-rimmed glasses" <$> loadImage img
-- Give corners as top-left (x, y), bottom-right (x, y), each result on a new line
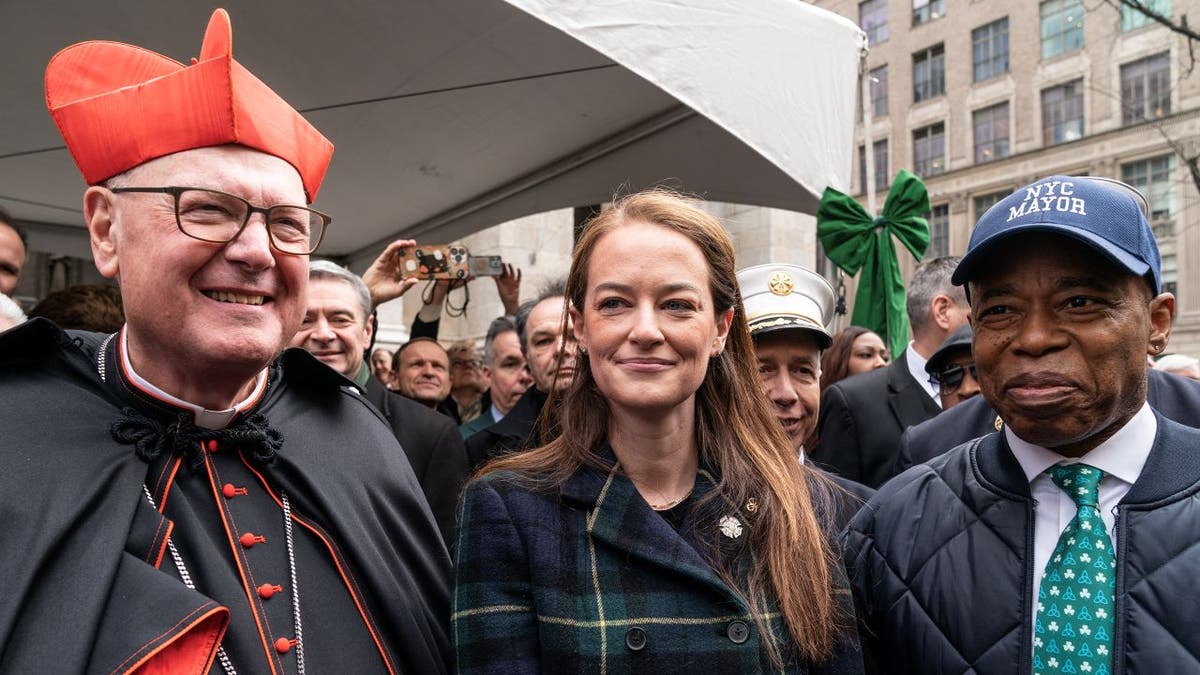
top-left (110, 186), bottom-right (331, 255)
top-left (930, 363), bottom-right (979, 394)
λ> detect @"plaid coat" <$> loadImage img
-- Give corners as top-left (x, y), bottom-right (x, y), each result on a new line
top-left (453, 454), bottom-right (864, 674)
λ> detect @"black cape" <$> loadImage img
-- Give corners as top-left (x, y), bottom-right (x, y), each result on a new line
top-left (0, 319), bottom-right (452, 673)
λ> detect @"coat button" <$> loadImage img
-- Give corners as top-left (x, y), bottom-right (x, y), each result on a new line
top-left (240, 532), bottom-right (266, 548)
top-left (625, 626), bottom-right (647, 651)
top-left (727, 620), bottom-right (750, 644)
top-left (258, 583), bottom-right (283, 599)
top-left (274, 637), bottom-right (297, 654)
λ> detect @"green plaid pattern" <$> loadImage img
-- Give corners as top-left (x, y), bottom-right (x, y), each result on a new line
top-left (1033, 464), bottom-right (1115, 675)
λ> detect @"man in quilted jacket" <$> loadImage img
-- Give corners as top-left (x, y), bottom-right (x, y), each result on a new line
top-left (845, 176), bottom-right (1200, 674)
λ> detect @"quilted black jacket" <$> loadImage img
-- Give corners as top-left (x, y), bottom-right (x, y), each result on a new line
top-left (844, 412), bottom-right (1200, 674)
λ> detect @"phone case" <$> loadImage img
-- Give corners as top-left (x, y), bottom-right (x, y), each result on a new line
top-left (398, 245), bottom-right (470, 280)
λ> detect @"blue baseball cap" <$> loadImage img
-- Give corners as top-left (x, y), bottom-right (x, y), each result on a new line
top-left (951, 175), bottom-right (1161, 294)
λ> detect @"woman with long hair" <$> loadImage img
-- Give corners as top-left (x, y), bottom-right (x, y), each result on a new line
top-left (453, 190), bottom-right (861, 673)
top-left (819, 326), bottom-right (889, 393)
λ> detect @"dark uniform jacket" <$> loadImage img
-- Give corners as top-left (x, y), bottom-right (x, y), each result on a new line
top-left (0, 320), bottom-right (452, 674)
top-left (464, 386), bottom-right (548, 472)
top-left (845, 414), bottom-right (1200, 674)
top-left (363, 377), bottom-right (469, 548)
top-left (453, 450), bottom-right (865, 674)
top-left (812, 350), bottom-right (939, 488)
top-left (895, 368), bottom-right (1200, 474)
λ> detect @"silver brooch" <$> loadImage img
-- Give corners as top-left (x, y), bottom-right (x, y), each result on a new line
top-left (718, 515), bottom-right (743, 539)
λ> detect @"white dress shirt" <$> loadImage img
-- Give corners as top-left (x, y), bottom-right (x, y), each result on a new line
top-left (904, 341), bottom-right (941, 408)
top-left (1007, 402), bottom-right (1156, 645)
top-left (490, 403), bottom-right (505, 423)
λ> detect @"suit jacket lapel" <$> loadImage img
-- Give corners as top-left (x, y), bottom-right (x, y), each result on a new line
top-left (561, 459), bottom-right (736, 599)
top-left (887, 350), bottom-right (940, 428)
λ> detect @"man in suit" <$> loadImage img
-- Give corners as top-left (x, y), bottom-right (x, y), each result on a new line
top-left (465, 280), bottom-right (577, 471)
top-left (811, 256), bottom-right (968, 488)
top-left (846, 175), bottom-right (1200, 674)
top-left (459, 315), bottom-right (533, 439)
top-left (290, 260), bottom-right (468, 547)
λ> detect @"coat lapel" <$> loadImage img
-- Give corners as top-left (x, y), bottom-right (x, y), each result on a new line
top-left (560, 458), bottom-right (740, 600)
top-left (886, 350), bottom-right (940, 428)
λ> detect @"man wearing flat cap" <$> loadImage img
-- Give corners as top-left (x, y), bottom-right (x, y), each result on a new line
top-left (923, 324), bottom-right (980, 411)
top-left (0, 10), bottom-right (450, 674)
top-left (738, 263), bottom-right (874, 531)
top-left (845, 175), bottom-right (1200, 674)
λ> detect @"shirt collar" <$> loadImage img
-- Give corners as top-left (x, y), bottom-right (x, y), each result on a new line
top-left (119, 327), bottom-right (268, 429)
top-left (905, 340), bottom-right (941, 408)
top-left (1006, 401), bottom-right (1156, 486)
top-left (490, 403), bottom-right (505, 423)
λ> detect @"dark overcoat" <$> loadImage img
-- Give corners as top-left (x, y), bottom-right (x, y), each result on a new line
top-left (812, 350), bottom-right (939, 489)
top-left (453, 451), bottom-right (864, 674)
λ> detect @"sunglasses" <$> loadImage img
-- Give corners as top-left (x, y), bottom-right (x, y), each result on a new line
top-left (930, 363), bottom-right (978, 394)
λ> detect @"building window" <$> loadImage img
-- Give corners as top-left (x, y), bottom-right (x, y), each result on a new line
top-left (928, 204), bottom-right (950, 257)
top-left (1161, 254), bottom-right (1178, 300)
top-left (972, 18), bottom-right (1010, 82)
top-left (973, 102), bottom-right (1011, 164)
top-left (858, 139), bottom-right (891, 193)
top-left (912, 0), bottom-right (945, 26)
top-left (1122, 0), bottom-right (1171, 32)
top-left (913, 44), bottom-right (945, 103)
top-left (1121, 52), bottom-right (1171, 125)
top-left (1041, 79), bottom-right (1085, 145)
top-left (973, 192), bottom-right (1008, 223)
top-left (912, 123), bottom-right (946, 177)
top-left (1122, 154), bottom-right (1176, 238)
top-left (1040, 0), bottom-right (1085, 59)
top-left (860, 0), bottom-right (889, 45)
top-left (870, 65), bottom-right (889, 117)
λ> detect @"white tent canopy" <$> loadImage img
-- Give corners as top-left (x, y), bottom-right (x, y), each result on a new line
top-left (0, 1), bottom-right (864, 267)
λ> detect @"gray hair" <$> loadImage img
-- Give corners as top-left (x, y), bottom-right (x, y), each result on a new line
top-left (515, 278), bottom-right (567, 355)
top-left (0, 293), bottom-right (26, 328)
top-left (907, 256), bottom-right (965, 334)
top-left (308, 260), bottom-right (372, 323)
top-left (483, 315), bottom-right (518, 366)
top-left (1154, 353), bottom-right (1200, 375)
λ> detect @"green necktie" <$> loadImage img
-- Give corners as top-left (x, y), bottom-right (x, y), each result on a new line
top-left (1033, 463), bottom-right (1116, 675)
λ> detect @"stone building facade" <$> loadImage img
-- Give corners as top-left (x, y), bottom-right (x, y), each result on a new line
top-left (816, 0), bottom-right (1200, 355)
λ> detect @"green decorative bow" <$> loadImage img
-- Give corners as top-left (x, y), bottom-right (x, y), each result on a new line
top-left (817, 170), bottom-right (931, 359)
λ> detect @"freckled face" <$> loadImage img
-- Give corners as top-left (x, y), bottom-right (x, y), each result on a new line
top-left (572, 222), bottom-right (732, 417)
top-left (969, 233), bottom-right (1173, 456)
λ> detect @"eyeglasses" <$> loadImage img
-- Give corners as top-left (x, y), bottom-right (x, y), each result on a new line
top-left (450, 359), bottom-right (481, 370)
top-left (930, 363), bottom-right (978, 394)
top-left (110, 186), bottom-right (331, 255)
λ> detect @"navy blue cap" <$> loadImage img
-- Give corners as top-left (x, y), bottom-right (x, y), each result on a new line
top-left (951, 176), bottom-right (1161, 294)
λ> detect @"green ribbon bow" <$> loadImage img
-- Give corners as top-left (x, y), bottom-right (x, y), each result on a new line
top-left (817, 170), bottom-right (931, 359)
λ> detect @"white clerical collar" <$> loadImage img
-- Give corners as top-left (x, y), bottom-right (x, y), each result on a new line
top-left (905, 340), bottom-right (941, 408)
top-left (119, 328), bottom-right (268, 429)
top-left (1006, 402), bottom-right (1156, 487)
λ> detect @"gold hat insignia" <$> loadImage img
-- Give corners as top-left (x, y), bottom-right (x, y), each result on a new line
top-left (768, 272), bottom-right (794, 296)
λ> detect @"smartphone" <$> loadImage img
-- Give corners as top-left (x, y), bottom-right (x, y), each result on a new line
top-left (397, 245), bottom-right (470, 280)
top-left (470, 255), bottom-right (505, 277)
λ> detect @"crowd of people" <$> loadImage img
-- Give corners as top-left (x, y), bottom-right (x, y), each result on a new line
top-left (5, 9), bottom-right (1200, 675)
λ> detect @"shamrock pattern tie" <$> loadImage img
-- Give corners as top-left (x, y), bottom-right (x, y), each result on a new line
top-left (1033, 463), bottom-right (1116, 675)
